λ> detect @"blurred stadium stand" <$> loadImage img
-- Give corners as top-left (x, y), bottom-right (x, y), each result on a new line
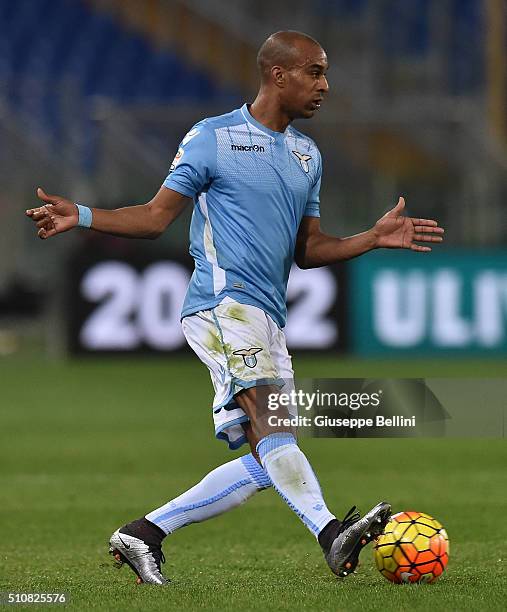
top-left (0, 0), bottom-right (505, 354)
top-left (0, 0), bottom-right (237, 146)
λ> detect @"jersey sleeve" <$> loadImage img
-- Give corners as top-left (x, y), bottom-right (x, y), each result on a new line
top-left (163, 122), bottom-right (217, 199)
top-left (303, 148), bottom-right (322, 217)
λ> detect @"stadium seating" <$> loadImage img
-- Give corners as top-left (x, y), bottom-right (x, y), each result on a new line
top-left (0, 0), bottom-right (237, 146)
top-left (318, 0), bottom-right (483, 93)
top-left (0, 0), bottom-right (485, 176)
top-left (448, 0), bottom-right (484, 93)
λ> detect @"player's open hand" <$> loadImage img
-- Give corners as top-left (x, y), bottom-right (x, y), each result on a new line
top-left (373, 197), bottom-right (444, 252)
top-left (26, 188), bottom-right (78, 239)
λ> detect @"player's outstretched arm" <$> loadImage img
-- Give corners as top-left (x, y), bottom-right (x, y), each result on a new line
top-left (26, 186), bottom-right (189, 240)
top-left (295, 197), bottom-right (444, 269)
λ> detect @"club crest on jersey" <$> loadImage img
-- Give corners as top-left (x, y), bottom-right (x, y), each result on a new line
top-left (233, 347), bottom-right (263, 368)
top-left (292, 150), bottom-right (312, 173)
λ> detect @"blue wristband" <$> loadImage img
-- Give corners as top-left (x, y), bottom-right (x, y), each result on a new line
top-left (76, 203), bottom-right (93, 228)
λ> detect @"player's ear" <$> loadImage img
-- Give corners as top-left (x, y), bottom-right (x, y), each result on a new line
top-left (271, 66), bottom-right (286, 88)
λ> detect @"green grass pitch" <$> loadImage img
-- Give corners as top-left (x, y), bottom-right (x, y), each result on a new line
top-left (1, 356), bottom-right (506, 611)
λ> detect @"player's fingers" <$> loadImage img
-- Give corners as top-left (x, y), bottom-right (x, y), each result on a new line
top-left (394, 196), bottom-right (405, 212)
top-left (36, 218), bottom-right (54, 230)
top-left (413, 234), bottom-right (443, 243)
top-left (37, 187), bottom-right (58, 205)
top-left (410, 244), bottom-right (431, 252)
top-left (38, 227), bottom-right (57, 240)
top-left (28, 206), bottom-right (53, 220)
top-left (26, 207), bottom-right (47, 219)
top-left (385, 196), bottom-right (405, 217)
top-left (33, 209), bottom-right (53, 222)
top-left (413, 225), bottom-right (444, 234)
top-left (412, 218), bottom-right (438, 227)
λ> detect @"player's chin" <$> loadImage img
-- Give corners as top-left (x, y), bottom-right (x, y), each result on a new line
top-left (299, 107), bottom-right (317, 119)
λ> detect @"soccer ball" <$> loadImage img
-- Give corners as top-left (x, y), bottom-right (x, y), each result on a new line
top-left (374, 511), bottom-right (449, 584)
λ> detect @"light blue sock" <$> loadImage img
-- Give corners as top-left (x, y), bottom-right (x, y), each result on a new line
top-left (146, 454), bottom-right (271, 534)
top-left (257, 433), bottom-right (335, 537)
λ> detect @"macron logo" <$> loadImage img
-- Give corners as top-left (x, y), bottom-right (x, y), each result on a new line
top-left (231, 144), bottom-right (265, 153)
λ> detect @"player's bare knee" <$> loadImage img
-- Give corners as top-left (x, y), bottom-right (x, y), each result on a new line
top-left (237, 384), bottom-right (296, 452)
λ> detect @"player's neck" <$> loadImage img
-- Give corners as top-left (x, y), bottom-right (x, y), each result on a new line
top-left (249, 94), bottom-right (291, 133)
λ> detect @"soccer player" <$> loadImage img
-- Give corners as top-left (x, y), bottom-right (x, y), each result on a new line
top-left (26, 31), bottom-right (444, 585)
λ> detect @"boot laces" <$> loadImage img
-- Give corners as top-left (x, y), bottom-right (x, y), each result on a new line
top-left (148, 545), bottom-right (166, 569)
top-left (337, 506), bottom-right (361, 534)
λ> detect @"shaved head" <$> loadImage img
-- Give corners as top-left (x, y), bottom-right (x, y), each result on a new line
top-left (250, 30), bottom-right (328, 127)
top-left (257, 31), bottom-right (324, 82)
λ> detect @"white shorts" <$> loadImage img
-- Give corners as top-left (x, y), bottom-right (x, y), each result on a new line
top-left (182, 297), bottom-right (295, 449)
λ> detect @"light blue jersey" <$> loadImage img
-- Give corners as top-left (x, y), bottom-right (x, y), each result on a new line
top-left (164, 103), bottom-right (321, 328)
